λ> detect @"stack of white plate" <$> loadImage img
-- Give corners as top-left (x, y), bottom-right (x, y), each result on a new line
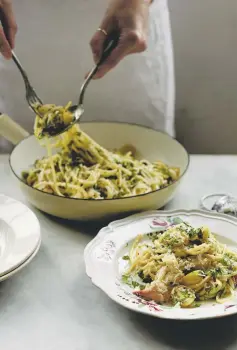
top-left (0, 194), bottom-right (41, 282)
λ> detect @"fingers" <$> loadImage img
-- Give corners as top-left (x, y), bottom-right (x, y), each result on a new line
top-left (0, 0), bottom-right (17, 59)
top-left (2, 0), bottom-right (17, 48)
top-left (90, 29), bottom-right (108, 65)
top-left (0, 26), bottom-right (12, 59)
top-left (88, 0), bottom-right (149, 79)
top-left (93, 29), bottom-right (147, 79)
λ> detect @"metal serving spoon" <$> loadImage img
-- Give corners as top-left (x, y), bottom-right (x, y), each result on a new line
top-left (12, 33), bottom-right (118, 137)
top-left (53, 32), bottom-right (119, 137)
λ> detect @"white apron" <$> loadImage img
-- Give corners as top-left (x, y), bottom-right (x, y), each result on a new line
top-left (0, 0), bottom-right (174, 152)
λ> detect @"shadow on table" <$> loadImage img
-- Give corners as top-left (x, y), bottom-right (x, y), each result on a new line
top-left (37, 205), bottom-right (167, 238)
top-left (37, 210), bottom-right (135, 237)
top-left (129, 312), bottom-right (237, 350)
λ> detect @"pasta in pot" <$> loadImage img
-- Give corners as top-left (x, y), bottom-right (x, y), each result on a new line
top-left (122, 222), bottom-right (237, 308)
top-left (22, 104), bottom-right (180, 199)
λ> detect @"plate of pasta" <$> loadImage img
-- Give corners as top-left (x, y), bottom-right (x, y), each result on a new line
top-left (84, 209), bottom-right (237, 320)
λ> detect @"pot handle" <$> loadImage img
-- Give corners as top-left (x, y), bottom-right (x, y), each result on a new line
top-left (0, 113), bottom-right (30, 145)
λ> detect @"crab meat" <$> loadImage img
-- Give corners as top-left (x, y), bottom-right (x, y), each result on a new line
top-left (134, 281), bottom-right (170, 303)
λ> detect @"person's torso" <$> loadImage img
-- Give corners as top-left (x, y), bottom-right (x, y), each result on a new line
top-left (0, 0), bottom-right (174, 152)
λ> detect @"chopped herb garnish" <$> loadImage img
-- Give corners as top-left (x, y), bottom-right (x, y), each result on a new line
top-left (122, 274), bottom-right (129, 284)
top-left (122, 255), bottom-right (130, 261)
top-left (131, 281), bottom-right (140, 288)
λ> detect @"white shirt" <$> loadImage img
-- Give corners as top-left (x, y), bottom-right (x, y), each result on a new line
top-left (0, 0), bottom-right (174, 152)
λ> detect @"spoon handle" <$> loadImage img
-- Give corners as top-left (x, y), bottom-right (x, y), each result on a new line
top-left (97, 31), bottom-right (120, 67)
top-left (78, 32), bottom-right (119, 106)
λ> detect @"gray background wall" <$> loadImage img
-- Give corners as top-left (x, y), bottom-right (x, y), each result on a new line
top-left (0, 0), bottom-right (237, 154)
top-left (169, 0), bottom-right (237, 153)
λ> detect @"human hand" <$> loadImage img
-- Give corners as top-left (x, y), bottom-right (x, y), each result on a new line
top-left (0, 0), bottom-right (17, 59)
top-left (89, 0), bottom-right (151, 79)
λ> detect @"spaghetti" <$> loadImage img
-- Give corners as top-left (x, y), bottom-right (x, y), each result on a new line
top-left (22, 103), bottom-right (180, 199)
top-left (122, 222), bottom-right (237, 307)
top-left (34, 102), bottom-right (74, 138)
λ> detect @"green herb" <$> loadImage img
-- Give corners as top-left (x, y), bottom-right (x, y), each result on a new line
top-left (147, 232), bottom-right (161, 242)
top-left (21, 171), bottom-right (29, 180)
top-left (122, 255), bottom-right (130, 261)
top-left (122, 274), bottom-right (129, 284)
top-left (192, 302), bottom-right (201, 308)
top-left (122, 274), bottom-right (145, 290)
top-left (208, 267), bottom-right (222, 279)
top-left (131, 281), bottom-right (140, 288)
top-left (221, 254), bottom-right (232, 266)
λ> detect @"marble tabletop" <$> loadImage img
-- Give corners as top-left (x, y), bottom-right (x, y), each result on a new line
top-left (0, 154), bottom-right (237, 350)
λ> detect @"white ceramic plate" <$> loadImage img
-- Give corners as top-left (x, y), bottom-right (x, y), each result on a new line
top-left (0, 194), bottom-right (41, 276)
top-left (84, 209), bottom-right (237, 320)
top-left (0, 236), bottom-right (41, 282)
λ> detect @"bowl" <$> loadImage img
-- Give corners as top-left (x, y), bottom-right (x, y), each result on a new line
top-left (9, 122), bottom-right (189, 220)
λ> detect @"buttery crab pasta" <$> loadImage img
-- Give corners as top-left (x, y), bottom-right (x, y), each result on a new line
top-left (22, 104), bottom-right (180, 199)
top-left (122, 222), bottom-right (237, 308)
top-left (34, 102), bottom-right (74, 138)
